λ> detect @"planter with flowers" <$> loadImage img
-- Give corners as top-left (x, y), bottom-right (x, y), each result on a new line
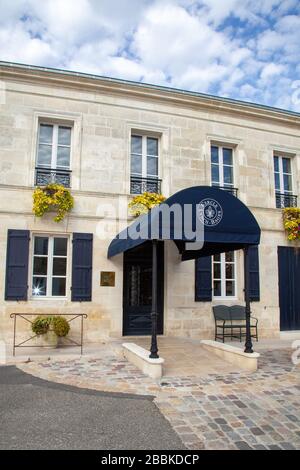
top-left (128, 192), bottom-right (166, 217)
top-left (283, 207), bottom-right (300, 241)
top-left (31, 315), bottom-right (70, 348)
top-left (33, 183), bottom-right (74, 222)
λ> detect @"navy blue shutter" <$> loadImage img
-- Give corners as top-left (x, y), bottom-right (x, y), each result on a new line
top-left (71, 233), bottom-right (93, 301)
top-left (195, 256), bottom-right (212, 301)
top-left (247, 245), bottom-right (260, 302)
top-left (5, 229), bottom-right (30, 300)
top-left (278, 246), bottom-right (300, 330)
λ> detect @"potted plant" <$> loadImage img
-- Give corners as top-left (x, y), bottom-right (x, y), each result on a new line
top-left (33, 183), bottom-right (74, 222)
top-left (31, 315), bottom-right (70, 348)
top-left (52, 316), bottom-right (70, 346)
top-left (283, 207), bottom-right (300, 241)
top-left (128, 192), bottom-right (166, 217)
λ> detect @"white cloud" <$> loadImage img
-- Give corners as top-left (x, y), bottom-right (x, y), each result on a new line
top-left (255, 13), bottom-right (300, 63)
top-left (132, 3), bottom-right (253, 92)
top-left (260, 63), bottom-right (285, 80)
top-left (239, 83), bottom-right (258, 99)
top-left (0, 0), bottom-right (299, 111)
top-left (194, 0), bottom-right (285, 27)
top-left (133, 5), bottom-right (228, 69)
top-left (0, 22), bottom-right (57, 65)
top-left (256, 30), bottom-right (284, 58)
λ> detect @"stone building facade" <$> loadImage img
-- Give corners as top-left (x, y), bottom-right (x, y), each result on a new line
top-left (0, 62), bottom-right (299, 348)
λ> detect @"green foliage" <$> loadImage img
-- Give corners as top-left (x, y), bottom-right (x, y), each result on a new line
top-left (33, 183), bottom-right (74, 222)
top-left (31, 315), bottom-right (70, 337)
top-left (51, 316), bottom-right (70, 337)
top-left (283, 207), bottom-right (300, 241)
top-left (128, 192), bottom-right (166, 217)
top-left (31, 316), bottom-right (51, 335)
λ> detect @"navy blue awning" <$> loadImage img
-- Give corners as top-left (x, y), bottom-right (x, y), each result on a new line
top-left (107, 186), bottom-right (261, 260)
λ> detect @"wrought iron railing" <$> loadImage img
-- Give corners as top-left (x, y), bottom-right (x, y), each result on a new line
top-left (35, 167), bottom-right (71, 187)
top-left (212, 185), bottom-right (238, 197)
top-left (275, 192), bottom-right (298, 208)
top-left (130, 176), bottom-right (162, 194)
top-left (10, 313), bottom-right (87, 356)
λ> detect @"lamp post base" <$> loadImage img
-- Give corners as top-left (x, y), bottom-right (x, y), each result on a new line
top-left (149, 312), bottom-right (159, 359)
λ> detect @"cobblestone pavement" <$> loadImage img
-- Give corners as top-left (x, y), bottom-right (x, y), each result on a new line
top-left (18, 348), bottom-right (300, 450)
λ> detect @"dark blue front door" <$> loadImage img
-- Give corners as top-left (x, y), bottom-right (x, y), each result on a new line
top-left (123, 241), bottom-right (164, 336)
top-left (278, 246), bottom-right (300, 331)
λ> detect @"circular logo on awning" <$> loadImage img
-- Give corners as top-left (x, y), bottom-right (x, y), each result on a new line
top-left (197, 199), bottom-right (223, 226)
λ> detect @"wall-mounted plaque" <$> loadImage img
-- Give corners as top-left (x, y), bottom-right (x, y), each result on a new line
top-left (100, 271), bottom-right (115, 287)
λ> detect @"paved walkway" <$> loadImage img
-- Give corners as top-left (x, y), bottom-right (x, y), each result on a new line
top-left (123, 337), bottom-right (242, 376)
top-left (17, 339), bottom-right (300, 450)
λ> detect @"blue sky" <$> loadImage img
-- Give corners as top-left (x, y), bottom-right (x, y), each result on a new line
top-left (1, 0), bottom-right (300, 111)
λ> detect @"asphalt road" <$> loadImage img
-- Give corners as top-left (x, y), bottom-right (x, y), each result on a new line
top-left (0, 366), bottom-right (184, 450)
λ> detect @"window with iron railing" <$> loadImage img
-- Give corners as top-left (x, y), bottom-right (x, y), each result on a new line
top-left (130, 134), bottom-right (160, 194)
top-left (35, 123), bottom-right (72, 188)
top-left (275, 192), bottom-right (298, 208)
top-left (211, 145), bottom-right (238, 196)
top-left (274, 155), bottom-right (297, 208)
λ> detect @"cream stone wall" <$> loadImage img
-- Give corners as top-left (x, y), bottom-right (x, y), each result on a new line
top-left (0, 64), bottom-right (299, 349)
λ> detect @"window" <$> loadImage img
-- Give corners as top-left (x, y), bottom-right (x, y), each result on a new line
top-left (32, 235), bottom-right (68, 297)
top-left (36, 123), bottom-right (72, 187)
top-left (213, 251), bottom-right (236, 298)
top-left (274, 155), bottom-right (296, 208)
top-left (211, 145), bottom-right (236, 194)
top-left (130, 134), bottom-right (160, 194)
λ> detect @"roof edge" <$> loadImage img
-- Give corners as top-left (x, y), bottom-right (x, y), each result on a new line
top-left (1, 60), bottom-right (300, 121)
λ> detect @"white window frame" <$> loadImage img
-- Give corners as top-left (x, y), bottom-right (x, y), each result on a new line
top-left (31, 234), bottom-right (70, 299)
top-left (211, 145), bottom-right (234, 188)
top-left (212, 251), bottom-right (237, 300)
top-left (131, 134), bottom-right (159, 179)
top-left (37, 123), bottom-right (72, 170)
top-left (273, 154), bottom-right (293, 194)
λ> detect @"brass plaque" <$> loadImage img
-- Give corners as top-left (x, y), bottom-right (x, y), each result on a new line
top-left (100, 271), bottom-right (115, 287)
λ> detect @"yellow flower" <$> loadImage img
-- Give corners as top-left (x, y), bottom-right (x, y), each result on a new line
top-left (33, 184), bottom-right (74, 222)
top-left (283, 207), bottom-right (300, 241)
top-left (128, 192), bottom-right (166, 217)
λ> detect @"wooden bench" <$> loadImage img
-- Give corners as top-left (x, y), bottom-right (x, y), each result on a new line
top-left (212, 305), bottom-right (258, 343)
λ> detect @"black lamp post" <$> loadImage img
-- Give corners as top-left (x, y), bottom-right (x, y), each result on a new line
top-left (149, 239), bottom-right (159, 358)
top-left (244, 246), bottom-right (253, 353)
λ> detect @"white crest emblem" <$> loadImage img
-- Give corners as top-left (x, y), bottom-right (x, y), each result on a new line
top-left (197, 199), bottom-right (223, 226)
